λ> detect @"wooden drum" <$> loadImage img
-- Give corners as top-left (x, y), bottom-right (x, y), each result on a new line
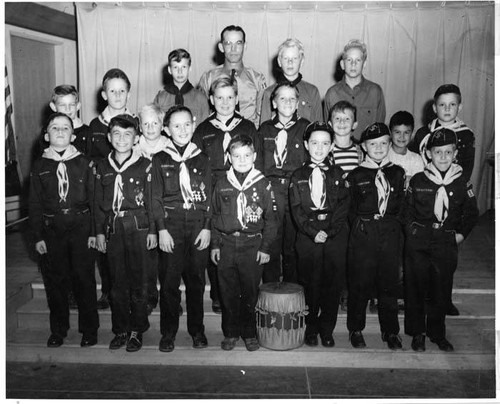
top-left (255, 282), bottom-right (308, 350)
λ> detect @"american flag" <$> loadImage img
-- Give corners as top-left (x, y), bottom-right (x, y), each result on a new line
top-left (5, 66), bottom-right (17, 163)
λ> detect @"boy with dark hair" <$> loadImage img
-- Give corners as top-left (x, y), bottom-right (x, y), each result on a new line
top-left (346, 122), bottom-right (405, 350)
top-left (210, 134), bottom-right (278, 351)
top-left (95, 114), bottom-right (157, 352)
top-left (404, 128), bottom-right (478, 352)
top-left (151, 105), bottom-right (211, 352)
top-left (259, 81), bottom-right (310, 283)
top-left (29, 112), bottom-right (99, 348)
top-left (324, 39), bottom-right (386, 142)
top-left (154, 48), bottom-right (210, 124)
top-left (289, 122), bottom-right (350, 347)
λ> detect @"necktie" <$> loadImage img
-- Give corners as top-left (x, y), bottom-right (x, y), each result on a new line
top-left (309, 163), bottom-right (327, 210)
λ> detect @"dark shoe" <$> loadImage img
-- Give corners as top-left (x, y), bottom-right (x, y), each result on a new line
top-left (179, 304), bottom-right (184, 316)
top-left (349, 331), bottom-right (366, 348)
top-left (47, 334), bottom-right (63, 348)
top-left (97, 293), bottom-right (110, 310)
top-left (243, 337), bottom-right (260, 351)
top-left (221, 337), bottom-right (239, 350)
top-left (305, 334), bottom-right (318, 347)
top-left (80, 333), bottom-right (97, 347)
top-left (320, 335), bottom-right (335, 348)
top-left (159, 335), bottom-right (175, 352)
top-left (369, 298), bottom-right (377, 313)
top-left (212, 300), bottom-right (222, 314)
top-left (340, 297), bottom-right (348, 312)
top-left (126, 331), bottom-right (143, 352)
top-left (192, 332), bottom-right (208, 349)
top-left (381, 333), bottom-right (403, 350)
top-left (431, 337), bottom-right (454, 352)
top-left (447, 303), bottom-right (460, 316)
top-left (411, 334), bottom-right (426, 352)
top-left (109, 333), bottom-right (128, 350)
top-left (68, 291), bottom-right (78, 310)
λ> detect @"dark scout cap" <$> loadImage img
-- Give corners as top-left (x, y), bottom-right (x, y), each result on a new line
top-left (427, 128), bottom-right (457, 149)
top-left (360, 122), bottom-right (390, 142)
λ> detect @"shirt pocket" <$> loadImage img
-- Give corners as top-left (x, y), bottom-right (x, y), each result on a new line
top-left (134, 211), bottom-right (150, 231)
top-left (221, 195), bottom-right (232, 215)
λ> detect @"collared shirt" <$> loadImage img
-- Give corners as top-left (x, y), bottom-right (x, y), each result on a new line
top-left (153, 87), bottom-right (210, 125)
top-left (197, 65), bottom-right (267, 128)
top-left (387, 147), bottom-right (424, 188)
top-left (323, 76), bottom-right (386, 141)
top-left (259, 80), bottom-right (323, 125)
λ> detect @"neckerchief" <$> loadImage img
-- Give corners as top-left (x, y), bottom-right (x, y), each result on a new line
top-left (164, 81), bottom-right (194, 106)
top-left (107, 151), bottom-right (141, 216)
top-left (279, 73), bottom-right (302, 87)
top-left (134, 135), bottom-right (169, 160)
top-left (98, 107), bottom-right (134, 126)
top-left (273, 115), bottom-right (297, 169)
top-left (308, 161), bottom-right (328, 210)
top-left (43, 145), bottom-right (81, 203)
top-left (209, 115), bottom-right (242, 164)
top-left (361, 155), bottom-right (392, 216)
top-left (424, 162), bottom-right (463, 223)
top-left (226, 166), bottom-right (264, 229)
top-left (419, 118), bottom-right (468, 163)
top-left (163, 138), bottom-right (202, 209)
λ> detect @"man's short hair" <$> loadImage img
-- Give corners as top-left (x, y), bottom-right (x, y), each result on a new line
top-left (342, 39), bottom-right (368, 61)
top-left (389, 111), bottom-right (415, 131)
top-left (220, 25), bottom-right (246, 43)
top-left (108, 114), bottom-right (138, 134)
top-left (228, 134), bottom-right (254, 154)
top-left (139, 103), bottom-right (165, 126)
top-left (270, 81), bottom-right (299, 102)
top-left (51, 85), bottom-right (79, 103)
top-left (45, 112), bottom-right (74, 133)
top-left (329, 100), bottom-right (357, 123)
top-left (164, 105), bottom-right (193, 127)
top-left (210, 75), bottom-right (238, 96)
top-left (168, 48), bottom-right (192, 66)
top-left (433, 84), bottom-right (462, 104)
top-left (277, 38), bottom-right (305, 59)
top-left (102, 68), bottom-right (131, 91)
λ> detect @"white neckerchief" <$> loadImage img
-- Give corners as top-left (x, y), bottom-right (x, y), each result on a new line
top-left (98, 107), bottom-right (134, 126)
top-left (163, 139), bottom-right (202, 209)
top-left (210, 116), bottom-right (242, 164)
top-left (107, 152), bottom-right (141, 216)
top-left (226, 166), bottom-right (264, 229)
top-left (361, 155), bottom-right (392, 216)
top-left (134, 135), bottom-right (169, 160)
top-left (308, 162), bottom-right (328, 210)
top-left (419, 118), bottom-right (468, 164)
top-left (273, 119), bottom-right (296, 169)
top-left (424, 162), bottom-right (463, 223)
top-left (42, 145), bottom-right (81, 203)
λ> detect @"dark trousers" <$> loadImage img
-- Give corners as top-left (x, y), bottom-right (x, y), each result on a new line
top-left (264, 180), bottom-right (297, 283)
top-left (145, 248), bottom-right (159, 309)
top-left (218, 234), bottom-right (263, 339)
top-left (207, 259), bottom-right (220, 303)
top-left (106, 214), bottom-right (150, 335)
top-left (296, 223), bottom-right (348, 337)
top-left (404, 223), bottom-right (457, 340)
top-left (40, 211), bottom-right (99, 337)
top-left (347, 217), bottom-right (400, 334)
top-left (95, 251), bottom-right (111, 295)
top-left (158, 209), bottom-right (207, 338)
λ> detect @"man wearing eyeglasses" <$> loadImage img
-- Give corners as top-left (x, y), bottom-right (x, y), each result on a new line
top-left (198, 25), bottom-right (267, 128)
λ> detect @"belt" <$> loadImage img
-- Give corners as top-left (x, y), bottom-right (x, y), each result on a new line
top-left (115, 209), bottom-right (142, 218)
top-left (222, 231), bottom-right (262, 238)
top-left (270, 177), bottom-right (290, 185)
top-left (432, 222), bottom-right (443, 229)
top-left (44, 208), bottom-right (89, 217)
top-left (316, 213), bottom-right (328, 221)
top-left (359, 214), bottom-right (385, 221)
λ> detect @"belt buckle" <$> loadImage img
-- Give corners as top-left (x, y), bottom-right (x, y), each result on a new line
top-left (116, 211), bottom-right (125, 218)
top-left (61, 208), bottom-right (71, 215)
top-left (317, 213), bottom-right (327, 221)
top-left (279, 178), bottom-right (287, 185)
top-left (432, 222), bottom-right (442, 229)
top-left (233, 231), bottom-right (241, 237)
top-left (373, 214), bottom-right (382, 220)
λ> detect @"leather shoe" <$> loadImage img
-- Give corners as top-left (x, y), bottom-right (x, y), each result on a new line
top-left (431, 337), bottom-right (454, 352)
top-left (381, 333), bottom-right (403, 350)
top-left (305, 334), bottom-right (318, 347)
top-left (411, 334), bottom-right (426, 352)
top-left (243, 337), bottom-right (260, 351)
top-left (212, 300), bottom-right (222, 314)
top-left (349, 331), bottom-right (366, 348)
top-left (447, 303), bottom-right (460, 316)
top-left (320, 335), bottom-right (335, 348)
top-left (47, 334), bottom-right (63, 348)
top-left (192, 332), bottom-right (208, 349)
top-left (159, 335), bottom-right (175, 352)
top-left (126, 331), bottom-right (142, 352)
top-left (221, 337), bottom-right (239, 350)
top-left (80, 334), bottom-right (97, 347)
top-left (109, 333), bottom-right (128, 350)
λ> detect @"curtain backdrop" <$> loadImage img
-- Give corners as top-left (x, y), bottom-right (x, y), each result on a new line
top-left (76, 1), bottom-right (494, 213)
